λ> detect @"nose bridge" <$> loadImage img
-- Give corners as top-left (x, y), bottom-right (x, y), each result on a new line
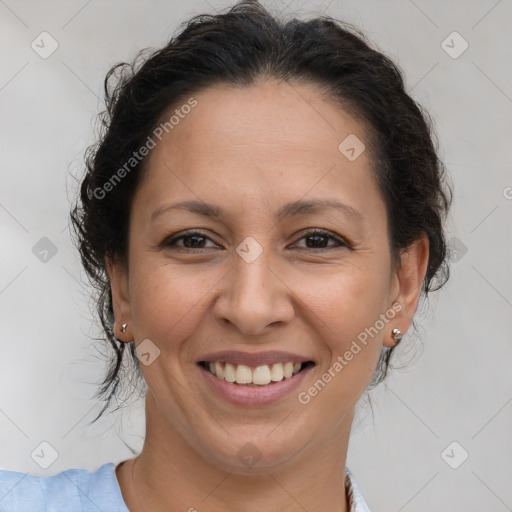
top-left (214, 234), bottom-right (294, 335)
top-left (234, 237), bottom-right (273, 297)
top-left (232, 236), bottom-right (277, 310)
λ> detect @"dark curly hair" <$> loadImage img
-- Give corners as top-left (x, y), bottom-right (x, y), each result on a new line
top-left (70, 0), bottom-right (452, 421)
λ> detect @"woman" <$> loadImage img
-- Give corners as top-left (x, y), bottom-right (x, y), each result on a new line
top-left (0, 1), bottom-right (451, 510)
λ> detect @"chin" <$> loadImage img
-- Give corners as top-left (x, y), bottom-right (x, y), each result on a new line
top-left (196, 427), bottom-right (309, 474)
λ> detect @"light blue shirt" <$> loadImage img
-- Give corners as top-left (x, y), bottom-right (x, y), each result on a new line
top-left (0, 462), bottom-right (370, 511)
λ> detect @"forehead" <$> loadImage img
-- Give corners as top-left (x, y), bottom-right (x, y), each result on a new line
top-left (134, 79), bottom-right (384, 224)
top-left (158, 79), bottom-right (369, 161)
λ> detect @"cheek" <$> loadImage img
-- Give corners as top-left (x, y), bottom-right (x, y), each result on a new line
top-left (297, 261), bottom-right (389, 334)
top-left (292, 262), bottom-right (389, 382)
top-left (128, 259), bottom-right (213, 347)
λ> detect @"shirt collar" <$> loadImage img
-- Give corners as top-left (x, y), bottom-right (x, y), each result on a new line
top-left (345, 467), bottom-right (371, 512)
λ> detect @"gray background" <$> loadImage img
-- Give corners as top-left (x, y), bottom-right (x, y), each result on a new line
top-left (1, 0), bottom-right (511, 511)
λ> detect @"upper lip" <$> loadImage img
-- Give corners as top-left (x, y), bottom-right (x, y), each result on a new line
top-left (197, 350), bottom-right (314, 367)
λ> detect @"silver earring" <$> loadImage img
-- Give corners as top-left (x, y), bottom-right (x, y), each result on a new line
top-left (121, 323), bottom-right (127, 334)
top-left (392, 328), bottom-right (402, 344)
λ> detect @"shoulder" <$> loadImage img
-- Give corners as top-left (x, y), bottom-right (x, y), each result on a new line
top-left (0, 462), bottom-right (128, 512)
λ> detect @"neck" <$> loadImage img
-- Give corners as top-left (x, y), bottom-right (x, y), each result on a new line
top-left (117, 394), bottom-right (353, 512)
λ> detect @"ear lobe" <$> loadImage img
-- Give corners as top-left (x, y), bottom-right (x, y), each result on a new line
top-left (105, 255), bottom-right (132, 339)
top-left (383, 234), bottom-right (429, 347)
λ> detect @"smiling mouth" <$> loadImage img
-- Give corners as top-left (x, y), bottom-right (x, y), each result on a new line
top-left (198, 361), bottom-right (315, 386)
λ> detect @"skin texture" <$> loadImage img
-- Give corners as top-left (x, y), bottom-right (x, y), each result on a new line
top-left (108, 78), bottom-right (429, 512)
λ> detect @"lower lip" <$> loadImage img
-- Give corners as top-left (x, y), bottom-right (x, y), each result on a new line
top-left (198, 364), bottom-right (314, 406)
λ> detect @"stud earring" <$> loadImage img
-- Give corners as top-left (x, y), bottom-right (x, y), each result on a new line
top-left (121, 323), bottom-right (127, 334)
top-left (392, 328), bottom-right (402, 344)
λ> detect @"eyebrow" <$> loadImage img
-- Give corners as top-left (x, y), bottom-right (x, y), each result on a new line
top-left (150, 198), bottom-right (364, 222)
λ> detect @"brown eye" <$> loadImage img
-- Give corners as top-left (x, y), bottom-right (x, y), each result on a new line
top-left (292, 229), bottom-right (348, 250)
top-left (165, 230), bottom-right (218, 249)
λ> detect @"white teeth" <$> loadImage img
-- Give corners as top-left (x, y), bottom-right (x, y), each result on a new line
top-left (271, 363), bottom-right (284, 382)
top-left (235, 364), bottom-right (252, 384)
top-left (253, 365), bottom-right (272, 385)
top-left (214, 362), bottom-right (224, 380)
top-left (224, 362), bottom-right (236, 382)
top-left (206, 361), bottom-right (306, 385)
top-left (283, 362), bottom-right (294, 379)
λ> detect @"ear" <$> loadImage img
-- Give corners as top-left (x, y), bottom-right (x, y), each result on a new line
top-left (383, 233), bottom-right (429, 347)
top-left (105, 255), bottom-right (133, 342)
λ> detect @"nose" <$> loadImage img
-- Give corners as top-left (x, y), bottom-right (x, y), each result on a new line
top-left (212, 244), bottom-right (295, 336)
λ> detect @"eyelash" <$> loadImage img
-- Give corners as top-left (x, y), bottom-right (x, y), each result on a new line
top-left (164, 229), bottom-right (349, 251)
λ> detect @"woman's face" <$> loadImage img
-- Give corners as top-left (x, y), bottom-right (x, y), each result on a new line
top-left (108, 79), bottom-right (427, 472)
